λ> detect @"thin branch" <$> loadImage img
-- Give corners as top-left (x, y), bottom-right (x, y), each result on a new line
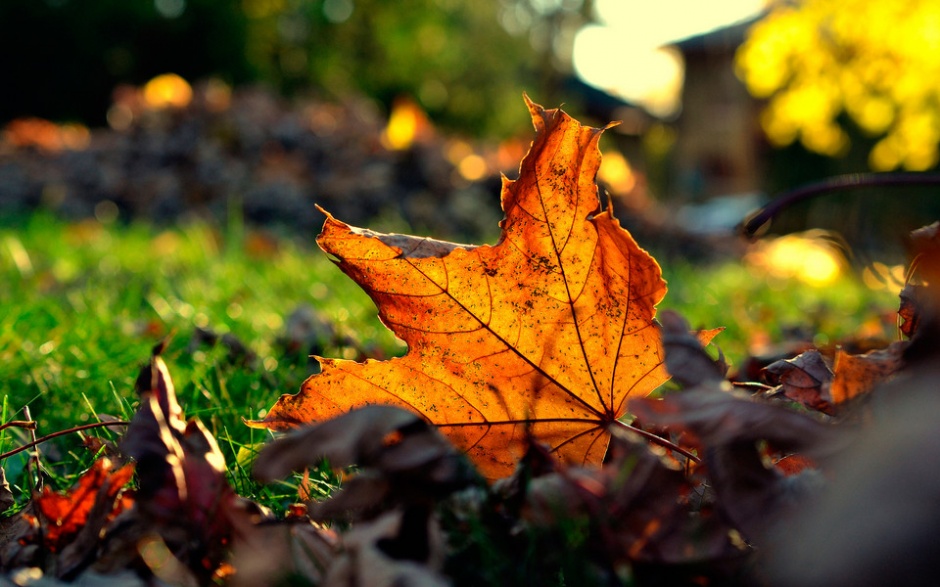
top-left (740, 172), bottom-right (940, 238)
top-left (0, 420), bottom-right (37, 432)
top-left (731, 380), bottom-right (775, 393)
top-left (0, 421), bottom-right (130, 462)
top-left (612, 420), bottom-right (701, 464)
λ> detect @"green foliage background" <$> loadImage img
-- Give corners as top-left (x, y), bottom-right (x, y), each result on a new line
top-left (0, 0), bottom-right (577, 137)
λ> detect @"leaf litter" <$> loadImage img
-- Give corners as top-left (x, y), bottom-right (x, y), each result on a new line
top-left (1, 98), bottom-right (939, 585)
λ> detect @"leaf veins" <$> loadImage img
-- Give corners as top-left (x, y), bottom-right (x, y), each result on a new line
top-left (251, 96), bottom-right (669, 479)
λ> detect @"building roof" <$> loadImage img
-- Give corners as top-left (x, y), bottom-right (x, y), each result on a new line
top-left (670, 14), bottom-right (764, 54)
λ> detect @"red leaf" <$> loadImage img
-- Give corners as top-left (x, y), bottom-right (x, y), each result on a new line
top-left (36, 457), bottom-right (134, 553)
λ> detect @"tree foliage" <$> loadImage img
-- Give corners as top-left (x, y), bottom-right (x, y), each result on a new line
top-left (0, 0), bottom-right (558, 137)
top-left (243, 0), bottom-right (542, 137)
top-left (736, 0), bottom-right (940, 171)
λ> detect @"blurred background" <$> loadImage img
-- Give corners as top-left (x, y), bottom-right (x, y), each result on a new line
top-left (2, 0), bottom-right (940, 263)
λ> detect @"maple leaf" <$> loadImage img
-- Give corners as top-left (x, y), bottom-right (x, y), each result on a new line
top-left (252, 96), bottom-right (669, 479)
top-left (35, 457), bottom-right (135, 554)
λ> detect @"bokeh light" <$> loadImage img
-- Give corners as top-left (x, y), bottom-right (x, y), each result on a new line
top-left (381, 97), bottom-right (432, 151)
top-left (2, 118), bottom-right (90, 153)
top-left (745, 231), bottom-right (845, 286)
top-left (142, 73), bottom-right (193, 110)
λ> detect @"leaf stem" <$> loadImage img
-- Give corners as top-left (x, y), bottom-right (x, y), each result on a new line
top-left (612, 420), bottom-right (701, 464)
top-left (0, 421), bottom-right (130, 462)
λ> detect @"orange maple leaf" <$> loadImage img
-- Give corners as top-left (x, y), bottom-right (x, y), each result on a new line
top-left (253, 96), bottom-right (669, 479)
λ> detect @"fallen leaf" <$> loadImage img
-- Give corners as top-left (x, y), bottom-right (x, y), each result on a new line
top-left (762, 349), bottom-right (833, 413)
top-left (226, 505), bottom-right (337, 587)
top-left (35, 457), bottom-right (134, 554)
top-left (251, 96), bottom-right (669, 479)
top-left (829, 342), bottom-right (905, 404)
top-left (659, 310), bottom-right (726, 387)
top-left (524, 429), bottom-right (742, 566)
top-left (323, 507), bottom-right (449, 587)
top-left (254, 405), bottom-right (479, 522)
top-left (898, 283), bottom-right (925, 338)
top-left (118, 343), bottom-right (242, 580)
top-left (761, 342), bottom-right (906, 412)
top-left (630, 388), bottom-right (836, 542)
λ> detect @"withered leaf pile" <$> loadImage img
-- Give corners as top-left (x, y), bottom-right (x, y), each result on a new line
top-left (2, 100), bottom-right (939, 586)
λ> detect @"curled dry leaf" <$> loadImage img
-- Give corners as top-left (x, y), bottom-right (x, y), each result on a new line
top-left (659, 309), bottom-right (726, 388)
top-left (762, 342), bottom-right (906, 413)
top-left (898, 283), bottom-right (925, 339)
top-left (630, 388), bottom-right (837, 542)
top-left (254, 405), bottom-right (478, 521)
top-left (526, 429), bottom-right (743, 568)
top-left (251, 96), bottom-right (670, 479)
top-left (762, 349), bottom-right (834, 413)
top-left (0, 458), bottom-right (135, 579)
top-left (118, 344), bottom-right (241, 580)
top-left (323, 507), bottom-right (450, 587)
top-left (226, 502), bottom-right (338, 587)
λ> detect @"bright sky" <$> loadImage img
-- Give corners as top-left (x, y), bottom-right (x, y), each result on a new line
top-left (572, 0), bottom-right (767, 117)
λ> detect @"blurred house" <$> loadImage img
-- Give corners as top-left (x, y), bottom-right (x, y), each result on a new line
top-left (670, 18), bottom-right (767, 203)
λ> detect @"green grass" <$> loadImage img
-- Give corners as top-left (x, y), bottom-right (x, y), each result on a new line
top-left (0, 212), bottom-right (901, 508)
top-left (0, 212), bottom-right (401, 505)
top-left (659, 256), bottom-right (901, 366)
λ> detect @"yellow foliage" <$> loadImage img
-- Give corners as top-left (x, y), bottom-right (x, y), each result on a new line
top-left (736, 0), bottom-right (940, 170)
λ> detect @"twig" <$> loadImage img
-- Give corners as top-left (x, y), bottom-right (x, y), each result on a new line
top-left (23, 407), bottom-right (41, 494)
top-left (739, 172), bottom-right (940, 238)
top-left (731, 380), bottom-right (775, 393)
top-left (0, 421), bottom-right (130, 462)
top-left (0, 420), bottom-right (37, 432)
top-left (613, 420), bottom-right (701, 464)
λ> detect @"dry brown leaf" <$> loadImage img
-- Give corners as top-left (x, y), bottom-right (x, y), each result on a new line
top-left (829, 342), bottom-right (905, 404)
top-left (762, 350), bottom-right (834, 413)
top-left (254, 405), bottom-right (478, 522)
top-left (118, 344), bottom-right (242, 580)
top-left (323, 508), bottom-right (449, 587)
top-left (250, 96), bottom-right (669, 479)
top-left (630, 388), bottom-right (836, 542)
top-left (226, 501), bottom-right (338, 587)
top-left (659, 310), bottom-right (726, 387)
